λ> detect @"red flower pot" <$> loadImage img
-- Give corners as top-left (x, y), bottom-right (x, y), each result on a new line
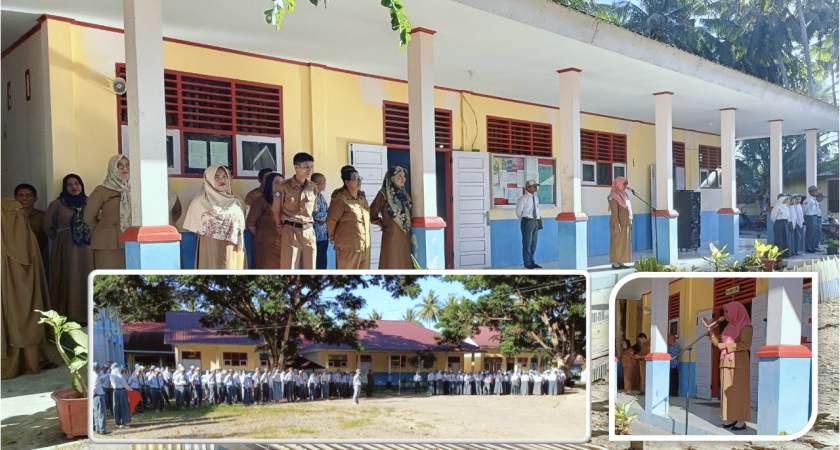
top-left (51, 388), bottom-right (88, 438)
top-left (761, 258), bottom-right (776, 272)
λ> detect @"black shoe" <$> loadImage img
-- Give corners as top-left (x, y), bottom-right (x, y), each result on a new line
top-left (98, 430), bottom-right (113, 435)
top-left (721, 421), bottom-right (737, 429)
top-left (532, 263), bottom-right (542, 269)
top-left (638, 391), bottom-right (645, 396)
top-left (44, 362), bottom-right (59, 370)
top-left (731, 424), bottom-right (747, 431)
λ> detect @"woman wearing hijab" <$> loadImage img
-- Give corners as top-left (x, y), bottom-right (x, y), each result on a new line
top-left (327, 168), bottom-right (371, 269)
top-left (770, 193), bottom-right (791, 259)
top-left (790, 195), bottom-right (804, 256)
top-left (168, 189), bottom-right (182, 226)
top-left (43, 174), bottom-right (94, 323)
top-left (608, 177), bottom-right (633, 269)
top-left (109, 363), bottom-right (133, 428)
top-left (493, 371), bottom-right (504, 395)
top-left (370, 166), bottom-right (412, 269)
top-left (184, 165), bottom-right (247, 270)
top-left (85, 155), bottom-right (131, 269)
top-left (620, 339), bottom-right (636, 394)
top-left (705, 302), bottom-right (753, 431)
top-left (1, 198), bottom-right (53, 380)
top-left (246, 172), bottom-right (284, 269)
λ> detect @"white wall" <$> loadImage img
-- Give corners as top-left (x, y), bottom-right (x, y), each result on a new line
top-left (1, 29), bottom-right (49, 209)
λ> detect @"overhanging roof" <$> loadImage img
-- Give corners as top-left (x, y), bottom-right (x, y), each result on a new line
top-left (2, 0), bottom-right (837, 139)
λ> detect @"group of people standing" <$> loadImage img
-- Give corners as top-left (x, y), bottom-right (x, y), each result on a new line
top-left (770, 185), bottom-right (827, 259)
top-left (415, 369), bottom-right (567, 396)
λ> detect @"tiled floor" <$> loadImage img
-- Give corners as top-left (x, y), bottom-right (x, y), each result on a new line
top-left (616, 391), bottom-right (758, 436)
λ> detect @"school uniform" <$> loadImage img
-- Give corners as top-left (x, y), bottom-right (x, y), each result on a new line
top-left (216, 371), bottom-right (225, 404)
top-left (206, 372), bottom-right (216, 405)
top-left (413, 374), bottom-right (422, 394)
top-left (100, 370), bottom-right (113, 415)
top-left (110, 367), bottom-right (132, 426)
top-left (251, 372), bottom-right (261, 403)
top-left (233, 374), bottom-right (242, 403)
top-left (274, 371), bottom-right (285, 402)
top-left (284, 371), bottom-right (295, 402)
top-left (275, 177), bottom-right (319, 269)
top-left (128, 372), bottom-right (144, 414)
top-left (162, 369), bottom-right (174, 403)
top-left (352, 372), bottom-right (362, 405)
top-left (92, 368), bottom-right (108, 434)
top-left (320, 373), bottom-right (330, 399)
top-left (147, 371), bottom-right (164, 411)
top-left (242, 373), bottom-right (253, 406)
top-left (191, 370), bottom-right (203, 406)
top-left (224, 372), bottom-right (235, 406)
top-left (173, 370), bottom-right (188, 408)
top-left (803, 193), bottom-right (823, 251)
top-left (511, 373), bottom-right (520, 395)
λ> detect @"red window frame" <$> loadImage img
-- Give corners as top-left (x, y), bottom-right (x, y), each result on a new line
top-left (222, 352), bottom-right (248, 366)
top-left (699, 145), bottom-right (721, 189)
top-left (673, 142), bottom-right (686, 168)
top-left (581, 129), bottom-right (627, 187)
top-left (382, 101), bottom-right (453, 150)
top-left (181, 351), bottom-right (201, 360)
top-left (486, 116), bottom-right (552, 157)
top-left (116, 63), bottom-right (284, 179)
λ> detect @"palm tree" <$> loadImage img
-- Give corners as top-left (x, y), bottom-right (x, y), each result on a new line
top-left (183, 298), bottom-right (200, 312)
top-left (794, 0), bottom-right (815, 96)
top-left (416, 291), bottom-right (442, 326)
top-left (401, 308), bottom-right (422, 326)
top-left (367, 309), bottom-right (383, 320)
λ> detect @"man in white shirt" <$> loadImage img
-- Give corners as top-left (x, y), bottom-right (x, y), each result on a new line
top-left (92, 362), bottom-right (111, 435)
top-left (320, 371), bottom-right (330, 399)
top-left (223, 370), bottom-right (234, 406)
top-left (173, 365), bottom-right (188, 409)
top-left (515, 179), bottom-right (542, 269)
top-left (803, 185), bottom-right (824, 252)
top-left (205, 369), bottom-right (216, 405)
top-left (352, 369), bottom-right (362, 405)
top-left (128, 367), bottom-right (145, 414)
top-left (100, 366), bottom-right (113, 416)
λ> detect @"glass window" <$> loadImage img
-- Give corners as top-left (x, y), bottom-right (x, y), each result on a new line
top-left (582, 161), bottom-right (596, 185)
top-left (236, 135), bottom-right (283, 178)
top-left (613, 163), bottom-right (626, 181)
top-left (183, 132), bottom-right (233, 175)
top-left (597, 162), bottom-right (612, 186)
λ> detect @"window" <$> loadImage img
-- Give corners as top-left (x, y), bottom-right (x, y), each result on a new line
top-left (382, 102), bottom-right (453, 150)
top-left (668, 292), bottom-right (681, 337)
top-left (668, 319), bottom-right (680, 338)
top-left (581, 130), bottom-right (627, 186)
top-left (223, 352), bottom-right (248, 367)
top-left (531, 357), bottom-right (539, 371)
top-left (517, 357), bottom-right (528, 368)
top-left (673, 142), bottom-right (686, 191)
top-left (259, 353), bottom-right (269, 367)
top-left (182, 351), bottom-right (201, 360)
top-left (486, 117), bottom-right (552, 157)
top-left (699, 145), bottom-right (721, 188)
top-left (328, 354), bottom-right (348, 368)
top-left (582, 161), bottom-right (596, 185)
top-left (484, 357), bottom-right (503, 372)
top-left (390, 355), bottom-right (406, 369)
top-left (116, 64), bottom-right (283, 178)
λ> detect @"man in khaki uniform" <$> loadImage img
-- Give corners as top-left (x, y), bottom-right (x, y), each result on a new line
top-left (245, 168), bottom-right (274, 208)
top-left (634, 333), bottom-right (650, 395)
top-left (273, 152), bottom-right (318, 269)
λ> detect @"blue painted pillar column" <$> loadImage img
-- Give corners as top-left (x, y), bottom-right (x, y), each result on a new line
top-left (556, 68), bottom-right (589, 269)
top-left (122, 226), bottom-right (182, 269)
top-left (756, 345), bottom-right (812, 435)
top-left (411, 217), bottom-right (446, 269)
top-left (718, 108), bottom-right (740, 260)
top-left (652, 92), bottom-right (678, 265)
top-left (556, 213), bottom-right (588, 269)
top-left (757, 277), bottom-right (812, 435)
top-left (644, 354), bottom-right (672, 416)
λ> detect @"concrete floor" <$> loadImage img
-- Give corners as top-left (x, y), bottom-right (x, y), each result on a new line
top-left (616, 391), bottom-right (757, 436)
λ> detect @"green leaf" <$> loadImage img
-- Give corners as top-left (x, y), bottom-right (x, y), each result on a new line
top-left (68, 359), bottom-right (87, 373)
top-left (71, 375), bottom-right (84, 394)
top-left (67, 329), bottom-right (89, 351)
top-left (73, 346), bottom-right (87, 356)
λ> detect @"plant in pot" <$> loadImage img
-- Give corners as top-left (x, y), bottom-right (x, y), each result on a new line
top-left (615, 395), bottom-right (639, 435)
top-left (826, 238), bottom-right (839, 256)
top-left (753, 239), bottom-right (786, 272)
top-left (701, 243), bottom-right (740, 272)
top-left (37, 310), bottom-right (89, 439)
top-left (742, 253), bottom-right (763, 272)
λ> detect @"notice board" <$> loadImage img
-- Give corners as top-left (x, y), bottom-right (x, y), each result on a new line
top-left (491, 154), bottom-right (556, 208)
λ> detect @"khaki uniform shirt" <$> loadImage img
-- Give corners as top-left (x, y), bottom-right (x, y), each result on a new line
top-left (273, 178), bottom-right (317, 225)
top-left (326, 190), bottom-right (371, 252)
top-left (244, 187), bottom-right (263, 207)
top-left (27, 208), bottom-right (48, 252)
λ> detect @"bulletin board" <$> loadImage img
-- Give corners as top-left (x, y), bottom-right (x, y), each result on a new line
top-left (491, 154), bottom-right (556, 208)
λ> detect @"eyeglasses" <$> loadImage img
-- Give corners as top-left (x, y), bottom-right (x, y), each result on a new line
top-left (214, 175), bottom-right (230, 181)
top-left (350, 176), bottom-right (363, 182)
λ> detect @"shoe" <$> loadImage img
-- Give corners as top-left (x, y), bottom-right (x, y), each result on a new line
top-left (532, 263), bottom-right (542, 269)
top-left (98, 430), bottom-right (113, 435)
top-left (44, 362), bottom-right (59, 370)
top-left (611, 263), bottom-right (622, 269)
top-left (721, 421), bottom-right (737, 429)
top-left (731, 424), bottom-right (747, 431)
top-left (524, 264), bottom-right (535, 269)
top-left (638, 391), bottom-right (645, 396)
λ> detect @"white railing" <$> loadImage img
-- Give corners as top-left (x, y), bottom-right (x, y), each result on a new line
top-left (783, 255), bottom-right (839, 302)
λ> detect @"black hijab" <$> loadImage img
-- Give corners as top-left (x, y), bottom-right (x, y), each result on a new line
top-left (59, 174), bottom-right (87, 208)
top-left (262, 173), bottom-right (284, 204)
top-left (58, 174), bottom-right (91, 246)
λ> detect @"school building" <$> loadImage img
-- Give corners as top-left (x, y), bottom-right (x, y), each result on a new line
top-left (614, 276), bottom-right (814, 435)
top-left (1, 0), bottom-right (837, 270)
top-left (162, 312), bottom-right (552, 386)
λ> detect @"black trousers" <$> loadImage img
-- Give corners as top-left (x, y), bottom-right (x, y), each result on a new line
top-left (669, 367), bottom-right (680, 396)
top-left (316, 240), bottom-right (328, 270)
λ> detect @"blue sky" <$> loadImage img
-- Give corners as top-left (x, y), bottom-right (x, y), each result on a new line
top-left (323, 276), bottom-right (482, 328)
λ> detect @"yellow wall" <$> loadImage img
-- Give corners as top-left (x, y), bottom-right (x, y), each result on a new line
top-left (174, 343), bottom-right (264, 370)
top-left (17, 20), bottom-right (724, 226)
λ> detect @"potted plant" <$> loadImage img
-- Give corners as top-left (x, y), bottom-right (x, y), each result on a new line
top-left (742, 254), bottom-right (763, 272)
top-left (615, 395), bottom-right (639, 435)
top-left (826, 238), bottom-right (839, 256)
top-left (38, 310), bottom-right (89, 439)
top-left (701, 243), bottom-right (739, 272)
top-left (753, 239), bottom-right (786, 272)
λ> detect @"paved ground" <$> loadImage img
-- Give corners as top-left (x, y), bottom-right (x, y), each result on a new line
top-left (96, 388), bottom-right (587, 441)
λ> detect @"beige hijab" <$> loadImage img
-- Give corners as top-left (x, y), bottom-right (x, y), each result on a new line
top-left (182, 165), bottom-right (246, 246)
top-left (101, 155), bottom-right (133, 232)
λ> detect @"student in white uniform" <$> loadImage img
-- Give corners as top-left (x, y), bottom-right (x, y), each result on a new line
top-left (352, 369), bottom-right (362, 405)
top-left (233, 370), bottom-right (243, 403)
top-left (320, 371), bottom-right (330, 399)
top-left (223, 370), bottom-right (235, 406)
top-left (173, 366), bottom-right (188, 409)
top-left (206, 369), bottom-right (216, 405)
top-left (534, 370), bottom-right (544, 396)
top-left (240, 370), bottom-right (251, 406)
top-left (273, 369), bottom-right (284, 403)
top-left (308, 371), bottom-right (319, 401)
top-left (162, 367), bottom-right (174, 405)
top-left (147, 367), bottom-right (164, 412)
top-left (511, 370), bottom-right (520, 395)
top-left (413, 371), bottom-right (422, 395)
top-left (426, 371), bottom-right (435, 395)
top-left (110, 364), bottom-right (132, 428)
top-left (92, 362), bottom-right (111, 435)
top-left (521, 371), bottom-right (530, 396)
top-left (128, 367), bottom-right (145, 414)
top-left (463, 372), bottom-right (472, 396)
top-left (100, 365), bottom-right (113, 416)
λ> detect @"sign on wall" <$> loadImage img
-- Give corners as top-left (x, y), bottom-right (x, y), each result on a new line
top-left (491, 154), bottom-right (556, 208)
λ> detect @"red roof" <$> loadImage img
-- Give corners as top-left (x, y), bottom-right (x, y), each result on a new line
top-left (124, 322), bottom-right (173, 353)
top-left (299, 320), bottom-right (476, 353)
top-left (164, 311), bottom-right (264, 346)
top-left (470, 326), bottom-right (502, 348)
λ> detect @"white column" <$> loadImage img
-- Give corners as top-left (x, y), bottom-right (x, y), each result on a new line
top-left (654, 92), bottom-right (674, 213)
top-left (649, 279), bottom-right (669, 353)
top-left (559, 69), bottom-right (582, 214)
top-left (123, 0), bottom-right (169, 227)
top-left (805, 129), bottom-right (818, 189)
top-left (407, 28), bottom-right (437, 218)
top-left (766, 278), bottom-right (803, 346)
top-left (720, 109), bottom-right (737, 210)
top-left (769, 120), bottom-right (784, 204)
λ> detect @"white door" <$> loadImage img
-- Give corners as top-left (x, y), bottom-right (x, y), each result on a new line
top-left (449, 362), bottom-right (460, 373)
top-left (750, 293), bottom-right (767, 409)
top-left (348, 144), bottom-right (387, 269)
top-left (695, 309), bottom-right (713, 400)
top-left (452, 152), bottom-right (491, 269)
